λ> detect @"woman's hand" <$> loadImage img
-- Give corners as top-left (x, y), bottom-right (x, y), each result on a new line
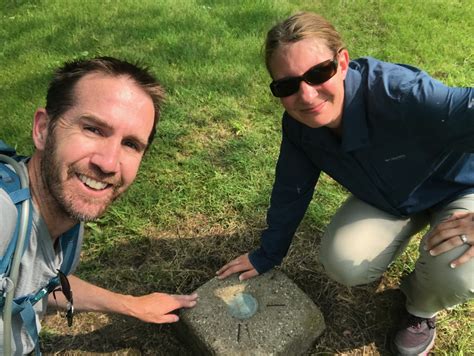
top-left (216, 253), bottom-right (259, 281)
top-left (425, 211), bottom-right (474, 268)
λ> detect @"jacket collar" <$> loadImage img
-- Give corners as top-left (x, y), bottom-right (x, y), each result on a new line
top-left (340, 65), bottom-right (370, 152)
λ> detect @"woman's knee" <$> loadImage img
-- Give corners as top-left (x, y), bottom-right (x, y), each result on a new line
top-left (319, 195), bottom-right (425, 287)
top-left (319, 229), bottom-right (387, 287)
top-left (319, 252), bottom-right (375, 287)
top-left (448, 270), bottom-right (474, 297)
top-left (417, 251), bottom-right (474, 295)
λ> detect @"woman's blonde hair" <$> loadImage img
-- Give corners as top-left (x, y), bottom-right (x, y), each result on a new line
top-left (264, 12), bottom-right (345, 76)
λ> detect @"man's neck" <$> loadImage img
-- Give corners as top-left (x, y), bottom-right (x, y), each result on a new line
top-left (28, 153), bottom-right (78, 241)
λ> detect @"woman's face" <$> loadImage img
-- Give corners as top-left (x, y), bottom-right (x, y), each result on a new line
top-left (269, 38), bottom-right (349, 130)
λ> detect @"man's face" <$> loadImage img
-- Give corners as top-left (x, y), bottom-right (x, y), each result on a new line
top-left (41, 73), bottom-right (155, 221)
top-left (270, 38), bottom-right (348, 130)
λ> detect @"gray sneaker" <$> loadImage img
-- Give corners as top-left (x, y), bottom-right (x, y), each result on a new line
top-left (392, 312), bottom-right (436, 355)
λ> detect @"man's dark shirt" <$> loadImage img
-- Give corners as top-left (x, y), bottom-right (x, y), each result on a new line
top-left (250, 57), bottom-right (474, 274)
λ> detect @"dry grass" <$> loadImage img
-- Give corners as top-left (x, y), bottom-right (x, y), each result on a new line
top-left (41, 220), bottom-right (472, 355)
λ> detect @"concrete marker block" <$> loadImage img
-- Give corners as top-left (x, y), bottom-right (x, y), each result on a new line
top-left (177, 270), bottom-right (325, 355)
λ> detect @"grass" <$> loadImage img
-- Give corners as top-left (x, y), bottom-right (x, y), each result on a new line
top-left (1, 0), bottom-right (473, 354)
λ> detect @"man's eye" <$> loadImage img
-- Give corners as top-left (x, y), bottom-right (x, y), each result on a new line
top-left (124, 140), bottom-right (139, 151)
top-left (84, 126), bottom-right (101, 135)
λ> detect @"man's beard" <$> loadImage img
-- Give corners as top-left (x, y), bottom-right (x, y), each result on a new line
top-left (40, 132), bottom-right (122, 222)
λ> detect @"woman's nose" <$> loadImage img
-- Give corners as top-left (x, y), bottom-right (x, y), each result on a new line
top-left (297, 80), bottom-right (319, 101)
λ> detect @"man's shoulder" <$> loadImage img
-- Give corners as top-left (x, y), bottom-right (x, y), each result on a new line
top-left (0, 188), bottom-right (18, 255)
top-left (0, 160), bottom-right (29, 254)
top-left (0, 188), bottom-right (17, 221)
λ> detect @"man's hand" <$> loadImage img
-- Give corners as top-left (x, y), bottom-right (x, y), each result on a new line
top-left (216, 253), bottom-right (259, 281)
top-left (51, 276), bottom-right (198, 324)
top-left (425, 211), bottom-right (474, 268)
top-left (127, 292), bottom-right (198, 323)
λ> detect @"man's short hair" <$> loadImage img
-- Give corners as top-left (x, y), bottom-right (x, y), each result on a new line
top-left (45, 56), bottom-right (165, 146)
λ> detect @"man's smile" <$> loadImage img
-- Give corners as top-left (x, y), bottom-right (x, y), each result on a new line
top-left (77, 173), bottom-right (110, 191)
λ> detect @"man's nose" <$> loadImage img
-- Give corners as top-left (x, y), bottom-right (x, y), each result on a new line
top-left (90, 139), bottom-right (120, 174)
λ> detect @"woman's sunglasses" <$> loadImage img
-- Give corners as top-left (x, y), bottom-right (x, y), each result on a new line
top-left (53, 269), bottom-right (74, 327)
top-left (269, 55), bottom-right (339, 98)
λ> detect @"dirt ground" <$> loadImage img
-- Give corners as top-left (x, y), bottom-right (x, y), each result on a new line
top-left (40, 230), bottom-right (422, 355)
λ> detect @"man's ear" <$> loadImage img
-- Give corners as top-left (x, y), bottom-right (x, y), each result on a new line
top-left (32, 109), bottom-right (49, 150)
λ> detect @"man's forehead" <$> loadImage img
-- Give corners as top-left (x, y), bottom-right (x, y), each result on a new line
top-left (72, 73), bottom-right (153, 111)
top-left (66, 72), bottom-right (155, 138)
top-left (74, 72), bottom-right (137, 95)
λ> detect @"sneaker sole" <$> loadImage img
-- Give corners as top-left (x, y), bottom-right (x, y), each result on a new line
top-left (390, 329), bottom-right (436, 355)
top-left (418, 329), bottom-right (436, 356)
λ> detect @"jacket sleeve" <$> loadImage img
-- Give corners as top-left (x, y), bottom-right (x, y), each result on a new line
top-left (249, 122), bottom-right (320, 273)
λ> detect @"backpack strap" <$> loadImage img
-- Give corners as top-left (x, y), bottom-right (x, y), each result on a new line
top-left (0, 146), bottom-right (37, 354)
top-left (58, 223), bottom-right (83, 275)
top-left (0, 162), bottom-right (31, 276)
top-left (0, 223), bottom-right (83, 354)
top-left (0, 160), bottom-right (32, 283)
top-left (0, 140), bottom-right (16, 156)
top-left (0, 141), bottom-right (31, 278)
top-left (2, 274), bottom-right (62, 353)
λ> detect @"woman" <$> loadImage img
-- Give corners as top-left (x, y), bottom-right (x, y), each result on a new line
top-left (217, 12), bottom-right (473, 355)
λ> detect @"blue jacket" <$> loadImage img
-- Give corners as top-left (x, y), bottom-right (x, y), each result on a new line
top-left (249, 57), bottom-right (474, 274)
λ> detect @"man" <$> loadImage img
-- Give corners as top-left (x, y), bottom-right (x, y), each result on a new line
top-left (217, 12), bottom-right (473, 355)
top-left (0, 57), bottom-right (197, 354)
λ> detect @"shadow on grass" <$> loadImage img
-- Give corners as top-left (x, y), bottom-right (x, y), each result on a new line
top-left (40, 230), bottom-right (409, 355)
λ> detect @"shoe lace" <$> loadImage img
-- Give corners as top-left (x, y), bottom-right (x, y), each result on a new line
top-left (406, 315), bottom-right (436, 330)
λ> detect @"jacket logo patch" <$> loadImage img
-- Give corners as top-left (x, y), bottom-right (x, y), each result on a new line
top-left (384, 154), bottom-right (406, 162)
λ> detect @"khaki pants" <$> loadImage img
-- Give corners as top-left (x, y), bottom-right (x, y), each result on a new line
top-left (319, 193), bottom-right (474, 318)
